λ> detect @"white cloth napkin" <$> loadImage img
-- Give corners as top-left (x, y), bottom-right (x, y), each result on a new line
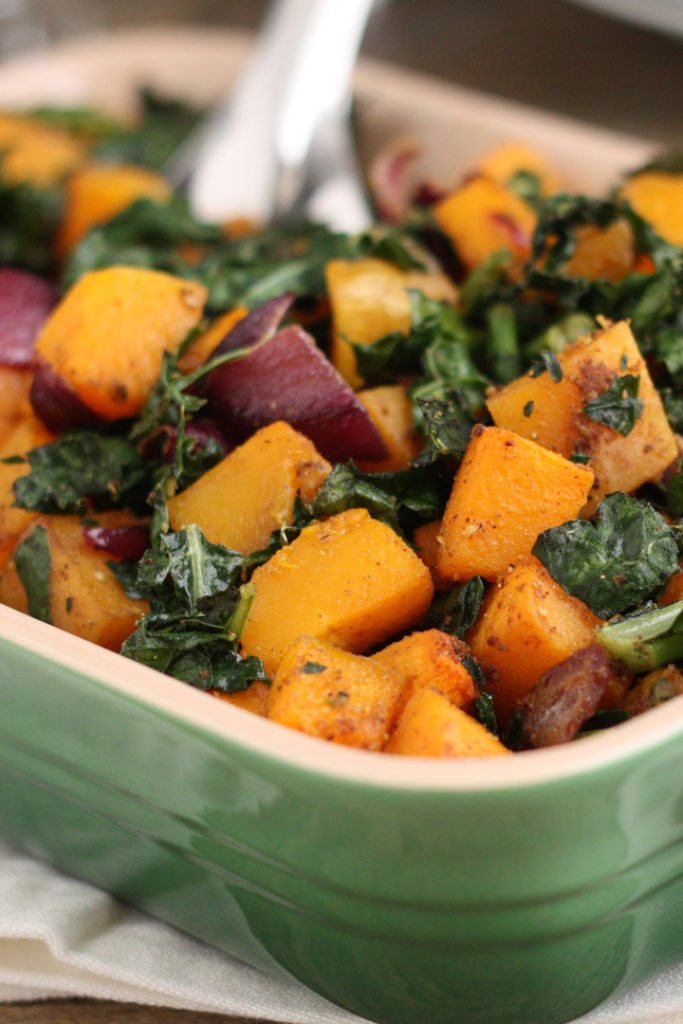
top-left (1, 837), bottom-right (683, 1024)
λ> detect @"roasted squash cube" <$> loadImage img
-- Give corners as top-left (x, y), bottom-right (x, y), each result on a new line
top-left (372, 628), bottom-right (477, 715)
top-left (384, 687), bottom-right (510, 758)
top-left (268, 635), bottom-right (404, 749)
top-left (487, 320), bottom-right (677, 513)
top-left (467, 554), bottom-right (601, 723)
top-left (241, 507), bottom-right (434, 676)
top-left (437, 425), bottom-right (594, 582)
top-left (167, 421), bottom-right (331, 556)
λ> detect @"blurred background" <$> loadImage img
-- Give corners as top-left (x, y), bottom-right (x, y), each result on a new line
top-left (0, 0), bottom-right (680, 144)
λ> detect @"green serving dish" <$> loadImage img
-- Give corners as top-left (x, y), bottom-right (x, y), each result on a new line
top-left (0, 28), bottom-right (680, 1024)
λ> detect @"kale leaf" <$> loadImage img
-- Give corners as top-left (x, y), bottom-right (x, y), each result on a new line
top-left (0, 178), bottom-right (62, 273)
top-left (92, 87), bottom-right (203, 170)
top-left (582, 373), bottom-right (644, 435)
top-left (533, 492), bottom-right (680, 618)
top-left (14, 524), bottom-right (52, 623)
top-left (11, 431), bottom-right (148, 514)
top-left (425, 576), bottom-right (487, 639)
top-left (310, 461), bottom-right (449, 541)
top-left (118, 524), bottom-right (267, 693)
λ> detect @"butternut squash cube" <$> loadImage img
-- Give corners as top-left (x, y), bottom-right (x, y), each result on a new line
top-left (0, 511), bottom-right (149, 650)
top-left (475, 141), bottom-right (563, 197)
top-left (325, 257), bottom-right (456, 388)
top-left (413, 517), bottom-right (451, 590)
top-left (355, 384), bottom-right (421, 472)
top-left (35, 267), bottom-right (207, 421)
top-left (437, 425), bottom-right (594, 583)
top-left (167, 421), bottom-right (331, 556)
top-left (0, 113), bottom-right (86, 186)
top-left (384, 687), bottom-right (510, 758)
top-left (620, 172), bottom-right (683, 247)
top-left (486, 320), bottom-right (677, 513)
top-left (0, 414), bottom-right (54, 572)
top-left (211, 680), bottom-right (270, 717)
top-left (268, 635), bottom-right (404, 749)
top-left (0, 366), bottom-right (32, 446)
top-left (56, 163), bottom-right (172, 256)
top-left (433, 176), bottom-right (537, 270)
top-left (562, 219), bottom-right (636, 283)
top-left (241, 507), bottom-right (434, 676)
top-left (372, 628), bottom-right (477, 715)
top-left (467, 555), bottom-right (601, 723)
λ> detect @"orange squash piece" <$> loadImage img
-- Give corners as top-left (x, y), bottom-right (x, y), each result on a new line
top-left (486, 320), bottom-right (677, 514)
top-left (384, 687), bottom-right (510, 758)
top-left (475, 141), bottom-right (563, 197)
top-left (433, 176), bottom-right (537, 270)
top-left (0, 366), bottom-right (32, 446)
top-left (325, 257), bottom-right (456, 388)
top-left (241, 507), bottom-right (434, 677)
top-left (413, 518), bottom-right (451, 590)
top-left (372, 628), bottom-right (477, 715)
top-left (177, 306), bottom-right (248, 375)
top-left (211, 680), bottom-right (270, 717)
top-left (467, 555), bottom-right (601, 723)
top-left (562, 219), bottom-right (636, 283)
top-left (0, 511), bottom-right (149, 650)
top-left (437, 425), bottom-right (594, 583)
top-left (620, 172), bottom-right (683, 247)
top-left (35, 266), bottom-right (207, 421)
top-left (0, 414), bottom-right (54, 572)
top-left (56, 163), bottom-right (172, 256)
top-left (355, 384), bottom-right (421, 472)
top-left (0, 113), bottom-right (87, 186)
top-left (268, 635), bottom-right (404, 750)
top-left (167, 421), bottom-right (331, 556)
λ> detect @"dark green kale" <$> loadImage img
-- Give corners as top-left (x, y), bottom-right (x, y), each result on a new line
top-left (118, 524), bottom-right (267, 692)
top-left (27, 104), bottom-right (125, 143)
top-left (530, 350), bottom-right (564, 382)
top-left (582, 373), bottom-right (644, 435)
top-left (61, 195), bottom-right (222, 293)
top-left (310, 460), bottom-right (449, 541)
top-left (596, 597), bottom-right (683, 672)
top-left (351, 290), bottom-right (479, 384)
top-left (0, 178), bottom-right (62, 273)
top-left (11, 431), bottom-right (148, 514)
top-left (410, 397), bottom-right (473, 469)
top-left (424, 576), bottom-right (487, 639)
top-left (93, 87), bottom-right (203, 170)
top-left (14, 524), bottom-right (52, 623)
top-left (533, 492), bottom-right (680, 619)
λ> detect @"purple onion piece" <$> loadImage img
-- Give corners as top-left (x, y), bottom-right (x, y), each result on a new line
top-left (0, 268), bottom-right (57, 368)
top-left (82, 523), bottom-right (150, 560)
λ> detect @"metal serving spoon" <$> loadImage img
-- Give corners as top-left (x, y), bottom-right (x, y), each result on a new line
top-left (166, 0), bottom-right (376, 232)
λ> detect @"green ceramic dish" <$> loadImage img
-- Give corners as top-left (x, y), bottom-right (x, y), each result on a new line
top-left (0, 28), bottom-right (680, 1024)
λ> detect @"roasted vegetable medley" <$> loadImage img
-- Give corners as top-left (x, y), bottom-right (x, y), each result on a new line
top-left (1, 92), bottom-right (682, 757)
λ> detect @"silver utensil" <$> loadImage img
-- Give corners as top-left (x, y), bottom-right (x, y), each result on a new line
top-left (167, 0), bottom-right (375, 232)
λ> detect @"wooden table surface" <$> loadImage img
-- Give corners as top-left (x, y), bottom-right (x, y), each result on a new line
top-left (2, 2), bottom-right (681, 1023)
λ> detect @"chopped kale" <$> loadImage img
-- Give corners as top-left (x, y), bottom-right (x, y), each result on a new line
top-left (530, 350), bottom-right (564, 382)
top-left (0, 178), bottom-right (62, 273)
top-left (582, 373), bottom-right (644, 435)
top-left (11, 431), bottom-right (148, 514)
top-left (119, 524), bottom-right (267, 693)
top-left (14, 524), bottom-right (52, 624)
top-left (425, 576), bottom-right (487, 639)
top-left (664, 459), bottom-right (683, 518)
top-left (533, 492), bottom-right (680, 619)
top-left (92, 87), bottom-right (203, 170)
top-left (310, 461), bottom-right (449, 541)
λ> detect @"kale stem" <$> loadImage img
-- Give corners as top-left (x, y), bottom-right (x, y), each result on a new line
top-left (225, 582), bottom-right (256, 641)
top-left (486, 302), bottom-right (521, 384)
top-left (596, 598), bottom-right (683, 671)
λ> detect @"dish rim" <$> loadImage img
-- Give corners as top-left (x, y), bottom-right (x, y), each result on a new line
top-left (0, 25), bottom-right (678, 796)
